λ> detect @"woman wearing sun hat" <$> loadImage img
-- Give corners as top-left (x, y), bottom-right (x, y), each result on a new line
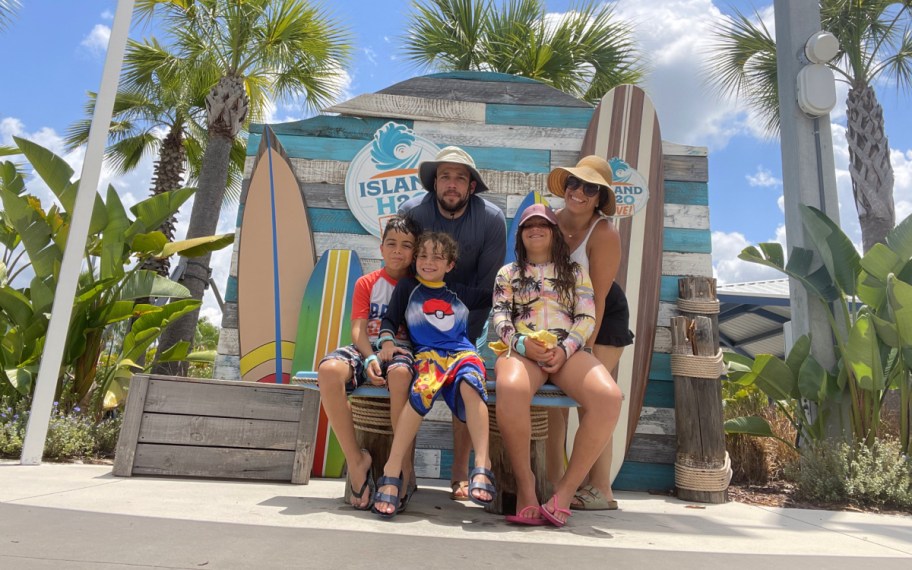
top-left (545, 155), bottom-right (634, 512)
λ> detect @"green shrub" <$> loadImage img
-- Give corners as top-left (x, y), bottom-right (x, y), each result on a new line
top-left (793, 439), bottom-right (912, 509)
top-left (0, 396), bottom-right (123, 460)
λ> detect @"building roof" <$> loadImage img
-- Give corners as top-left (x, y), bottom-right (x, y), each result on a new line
top-left (717, 279), bottom-right (790, 358)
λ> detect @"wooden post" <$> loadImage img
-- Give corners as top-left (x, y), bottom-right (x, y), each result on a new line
top-left (673, 276), bottom-right (728, 503)
top-left (485, 405), bottom-right (551, 515)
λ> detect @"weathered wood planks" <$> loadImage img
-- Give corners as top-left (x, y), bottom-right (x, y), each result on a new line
top-left (113, 375), bottom-right (322, 484)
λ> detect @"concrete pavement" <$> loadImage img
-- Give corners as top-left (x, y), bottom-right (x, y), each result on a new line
top-left (1, 461), bottom-right (910, 569)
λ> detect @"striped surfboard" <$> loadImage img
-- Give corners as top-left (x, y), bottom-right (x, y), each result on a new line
top-left (291, 249), bottom-right (363, 478)
top-left (580, 85), bottom-right (664, 482)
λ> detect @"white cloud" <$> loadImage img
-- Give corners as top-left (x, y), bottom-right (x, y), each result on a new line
top-left (80, 24), bottom-right (110, 56)
top-left (746, 166), bottom-right (781, 188)
top-left (101, 10), bottom-right (114, 20)
top-left (610, 0), bottom-right (774, 149)
top-left (713, 229), bottom-right (784, 284)
top-left (363, 47), bottom-right (378, 66)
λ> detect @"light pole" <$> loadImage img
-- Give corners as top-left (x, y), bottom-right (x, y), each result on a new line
top-left (774, 1), bottom-right (840, 374)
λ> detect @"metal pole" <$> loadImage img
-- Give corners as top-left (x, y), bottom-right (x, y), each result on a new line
top-left (773, 0), bottom-right (839, 371)
top-left (20, 0), bottom-right (136, 465)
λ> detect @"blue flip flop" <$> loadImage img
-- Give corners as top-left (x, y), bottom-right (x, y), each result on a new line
top-left (371, 473), bottom-right (403, 519)
top-left (468, 467), bottom-right (497, 507)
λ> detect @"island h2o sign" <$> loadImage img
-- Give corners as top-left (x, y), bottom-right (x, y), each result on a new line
top-left (344, 122), bottom-right (440, 237)
top-left (608, 157), bottom-right (649, 218)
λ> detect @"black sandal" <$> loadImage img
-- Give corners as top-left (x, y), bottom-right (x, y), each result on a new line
top-left (371, 473), bottom-right (403, 519)
top-left (468, 467), bottom-right (497, 506)
top-left (349, 460), bottom-right (375, 511)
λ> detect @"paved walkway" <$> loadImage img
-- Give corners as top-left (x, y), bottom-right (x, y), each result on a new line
top-left (2, 461), bottom-right (910, 569)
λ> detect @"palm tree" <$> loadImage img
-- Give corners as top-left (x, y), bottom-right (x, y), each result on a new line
top-left (136, 0), bottom-right (352, 375)
top-left (0, 0), bottom-right (20, 32)
top-left (707, 1), bottom-right (912, 252)
top-left (402, 0), bottom-right (643, 103)
top-left (66, 39), bottom-right (246, 278)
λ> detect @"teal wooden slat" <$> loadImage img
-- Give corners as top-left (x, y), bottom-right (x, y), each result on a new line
top-left (249, 116), bottom-right (411, 140)
top-left (428, 71), bottom-right (539, 83)
top-left (236, 203), bottom-right (244, 226)
top-left (664, 181), bottom-right (708, 206)
top-left (614, 461), bottom-right (674, 491)
top-left (225, 275), bottom-right (238, 303)
top-left (663, 227), bottom-right (712, 254)
top-left (644, 380), bottom-right (675, 408)
top-left (650, 352), bottom-right (672, 382)
top-left (661, 275), bottom-right (680, 303)
top-left (459, 145), bottom-right (552, 173)
top-left (486, 104), bottom-right (594, 129)
top-left (246, 133), bottom-right (365, 161)
top-left (309, 208), bottom-right (370, 235)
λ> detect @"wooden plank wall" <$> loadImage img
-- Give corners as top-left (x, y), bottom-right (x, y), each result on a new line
top-left (214, 72), bottom-right (712, 491)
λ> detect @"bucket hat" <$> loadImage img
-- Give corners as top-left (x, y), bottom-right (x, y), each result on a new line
top-left (419, 146), bottom-right (489, 194)
top-left (547, 155), bottom-right (616, 216)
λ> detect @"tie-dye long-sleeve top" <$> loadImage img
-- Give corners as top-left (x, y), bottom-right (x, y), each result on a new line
top-left (492, 262), bottom-right (595, 359)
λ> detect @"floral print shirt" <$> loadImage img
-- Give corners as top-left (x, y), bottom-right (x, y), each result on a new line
top-left (492, 261), bottom-right (595, 358)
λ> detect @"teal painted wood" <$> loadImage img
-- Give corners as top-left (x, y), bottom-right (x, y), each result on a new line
top-left (661, 275), bottom-right (680, 302)
top-left (225, 275), bottom-right (238, 304)
top-left (459, 145), bottom-right (552, 173)
top-left (614, 461), bottom-right (674, 491)
top-left (486, 104), bottom-right (594, 129)
top-left (644, 381), bottom-right (675, 408)
top-left (650, 352), bottom-right (672, 382)
top-left (246, 133), bottom-right (364, 161)
top-left (664, 181), bottom-right (708, 206)
top-left (428, 71), bottom-right (539, 84)
top-left (309, 208), bottom-right (369, 235)
top-left (249, 116), bottom-right (410, 140)
top-left (663, 227), bottom-right (712, 254)
top-left (236, 203), bottom-right (244, 226)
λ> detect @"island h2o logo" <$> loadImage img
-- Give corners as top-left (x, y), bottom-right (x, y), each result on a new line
top-left (608, 157), bottom-right (649, 218)
top-left (345, 122), bottom-right (441, 237)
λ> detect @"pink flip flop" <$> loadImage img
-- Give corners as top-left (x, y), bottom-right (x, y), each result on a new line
top-left (505, 506), bottom-right (548, 526)
top-left (539, 495), bottom-right (573, 528)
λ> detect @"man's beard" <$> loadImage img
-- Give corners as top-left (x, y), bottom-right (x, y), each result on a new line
top-left (437, 192), bottom-right (470, 215)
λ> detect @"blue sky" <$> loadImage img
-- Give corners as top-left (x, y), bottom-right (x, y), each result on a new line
top-left (2, 0), bottom-right (912, 325)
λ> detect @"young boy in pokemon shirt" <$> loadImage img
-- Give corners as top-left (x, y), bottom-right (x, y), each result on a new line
top-left (372, 231), bottom-right (496, 518)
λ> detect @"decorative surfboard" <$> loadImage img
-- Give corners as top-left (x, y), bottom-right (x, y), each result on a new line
top-left (291, 249), bottom-right (363, 478)
top-left (238, 126), bottom-right (316, 384)
top-left (568, 85), bottom-right (664, 483)
top-left (505, 191), bottom-right (550, 264)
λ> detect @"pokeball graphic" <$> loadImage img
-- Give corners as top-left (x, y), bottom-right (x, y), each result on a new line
top-left (423, 298), bottom-right (456, 331)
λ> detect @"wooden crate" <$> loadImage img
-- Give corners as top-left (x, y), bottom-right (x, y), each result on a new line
top-left (113, 374), bottom-right (321, 484)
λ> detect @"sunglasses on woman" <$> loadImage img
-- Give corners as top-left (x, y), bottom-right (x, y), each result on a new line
top-left (565, 175), bottom-right (603, 198)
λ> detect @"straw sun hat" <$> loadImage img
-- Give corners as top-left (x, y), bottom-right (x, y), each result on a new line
top-left (547, 155), bottom-right (616, 216)
top-left (418, 146), bottom-right (489, 194)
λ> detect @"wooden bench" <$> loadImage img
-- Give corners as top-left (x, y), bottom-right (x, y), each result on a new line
top-left (292, 370), bottom-right (577, 513)
top-left (113, 374), bottom-right (322, 484)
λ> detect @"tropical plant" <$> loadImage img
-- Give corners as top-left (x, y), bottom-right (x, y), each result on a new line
top-left (707, 1), bottom-right (912, 252)
top-left (0, 138), bottom-right (233, 413)
top-left (136, 0), bottom-right (352, 375)
top-left (66, 38), bottom-right (246, 278)
top-left (0, 0), bottom-right (20, 32)
top-left (723, 205), bottom-right (912, 455)
top-left (402, 0), bottom-right (643, 102)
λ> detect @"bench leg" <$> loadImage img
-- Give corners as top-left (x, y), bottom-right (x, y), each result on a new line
top-left (343, 397), bottom-right (393, 503)
top-left (485, 405), bottom-right (552, 515)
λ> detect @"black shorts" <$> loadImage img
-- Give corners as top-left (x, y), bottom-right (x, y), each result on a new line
top-left (594, 281), bottom-right (635, 347)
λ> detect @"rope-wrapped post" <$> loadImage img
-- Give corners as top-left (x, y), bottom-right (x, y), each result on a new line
top-left (485, 405), bottom-right (552, 515)
top-left (343, 396), bottom-right (393, 505)
top-left (673, 276), bottom-right (730, 504)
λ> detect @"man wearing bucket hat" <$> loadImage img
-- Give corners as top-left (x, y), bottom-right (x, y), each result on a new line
top-left (545, 155), bottom-right (633, 512)
top-left (399, 146), bottom-right (506, 500)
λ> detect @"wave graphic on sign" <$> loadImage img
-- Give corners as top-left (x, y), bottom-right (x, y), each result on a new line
top-left (609, 157), bottom-right (633, 184)
top-left (370, 123), bottom-right (423, 172)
